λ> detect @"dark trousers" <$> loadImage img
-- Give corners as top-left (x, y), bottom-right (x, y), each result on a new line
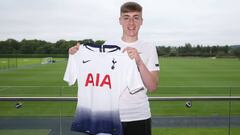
top-left (121, 118), bottom-right (151, 135)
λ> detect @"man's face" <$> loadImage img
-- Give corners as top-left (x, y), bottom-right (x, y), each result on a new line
top-left (119, 12), bottom-right (143, 38)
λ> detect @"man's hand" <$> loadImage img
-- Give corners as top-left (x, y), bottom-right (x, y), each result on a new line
top-left (123, 47), bottom-right (159, 91)
top-left (68, 42), bottom-right (81, 55)
top-left (122, 47), bottom-right (143, 66)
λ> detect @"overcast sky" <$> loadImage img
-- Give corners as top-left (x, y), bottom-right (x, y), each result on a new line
top-left (0, 0), bottom-right (239, 46)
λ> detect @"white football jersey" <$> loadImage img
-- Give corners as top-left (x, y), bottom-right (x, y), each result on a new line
top-left (104, 39), bottom-right (160, 122)
top-left (64, 44), bottom-right (144, 135)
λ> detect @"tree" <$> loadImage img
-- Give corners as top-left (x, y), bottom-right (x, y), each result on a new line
top-left (80, 39), bottom-right (94, 44)
top-left (95, 40), bottom-right (105, 45)
top-left (232, 46), bottom-right (240, 58)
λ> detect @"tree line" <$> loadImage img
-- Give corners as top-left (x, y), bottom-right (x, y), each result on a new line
top-left (0, 39), bottom-right (240, 58)
top-left (157, 43), bottom-right (240, 58)
top-left (0, 39), bottom-right (103, 55)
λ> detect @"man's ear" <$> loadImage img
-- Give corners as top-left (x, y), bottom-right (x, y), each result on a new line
top-left (119, 17), bottom-right (122, 25)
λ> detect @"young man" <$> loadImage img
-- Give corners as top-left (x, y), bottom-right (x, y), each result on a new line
top-left (69, 2), bottom-right (159, 135)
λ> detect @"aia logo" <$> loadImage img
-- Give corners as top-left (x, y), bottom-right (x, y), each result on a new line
top-left (85, 73), bottom-right (111, 89)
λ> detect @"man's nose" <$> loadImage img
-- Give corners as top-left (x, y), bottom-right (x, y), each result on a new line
top-left (129, 18), bottom-right (135, 24)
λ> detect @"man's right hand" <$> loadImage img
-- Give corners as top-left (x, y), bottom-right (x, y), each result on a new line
top-left (68, 42), bottom-right (80, 55)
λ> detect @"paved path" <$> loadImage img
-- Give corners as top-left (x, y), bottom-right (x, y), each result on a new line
top-left (0, 116), bottom-right (240, 135)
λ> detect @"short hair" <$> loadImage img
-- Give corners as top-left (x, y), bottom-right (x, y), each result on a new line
top-left (120, 2), bottom-right (142, 14)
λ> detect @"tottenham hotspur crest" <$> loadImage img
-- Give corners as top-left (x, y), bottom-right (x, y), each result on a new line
top-left (111, 59), bottom-right (117, 70)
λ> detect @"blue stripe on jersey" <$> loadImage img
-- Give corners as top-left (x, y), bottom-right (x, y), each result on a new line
top-left (71, 107), bottom-right (123, 135)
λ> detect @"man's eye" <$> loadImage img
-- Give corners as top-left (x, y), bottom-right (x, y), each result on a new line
top-left (134, 17), bottom-right (140, 20)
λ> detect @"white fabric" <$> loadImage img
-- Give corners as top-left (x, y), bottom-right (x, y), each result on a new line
top-left (104, 39), bottom-right (160, 122)
top-left (64, 45), bottom-right (144, 135)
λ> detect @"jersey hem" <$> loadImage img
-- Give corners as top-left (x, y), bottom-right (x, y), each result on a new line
top-left (120, 115), bottom-right (151, 122)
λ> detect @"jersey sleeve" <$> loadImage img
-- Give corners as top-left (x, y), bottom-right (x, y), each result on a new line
top-left (126, 58), bottom-right (144, 94)
top-left (63, 54), bottom-right (77, 86)
top-left (146, 46), bottom-right (160, 71)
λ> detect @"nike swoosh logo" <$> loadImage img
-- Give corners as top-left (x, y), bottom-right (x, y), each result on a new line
top-left (82, 60), bottom-right (91, 63)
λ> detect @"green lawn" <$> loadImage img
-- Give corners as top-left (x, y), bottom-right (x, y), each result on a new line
top-left (0, 58), bottom-right (65, 70)
top-left (152, 128), bottom-right (240, 135)
top-left (0, 129), bottom-right (50, 135)
top-left (0, 57), bottom-right (240, 135)
top-left (0, 57), bottom-right (240, 117)
top-left (0, 58), bottom-right (67, 86)
top-left (158, 57), bottom-right (240, 87)
top-left (1, 128), bottom-right (239, 135)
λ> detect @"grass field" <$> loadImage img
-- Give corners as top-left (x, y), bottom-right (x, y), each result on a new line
top-left (152, 128), bottom-right (240, 135)
top-left (0, 57), bottom-right (240, 134)
top-left (0, 57), bottom-right (240, 116)
top-left (0, 58), bottom-right (65, 69)
top-left (0, 128), bottom-right (239, 135)
top-left (0, 129), bottom-right (50, 135)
